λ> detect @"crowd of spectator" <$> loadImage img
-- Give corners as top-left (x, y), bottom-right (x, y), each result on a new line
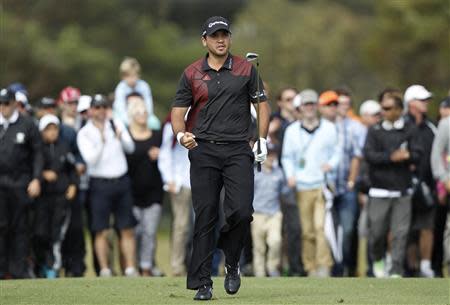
top-left (1, 56), bottom-right (449, 280)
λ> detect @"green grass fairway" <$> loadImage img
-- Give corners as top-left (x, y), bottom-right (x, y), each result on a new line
top-left (1, 277), bottom-right (449, 305)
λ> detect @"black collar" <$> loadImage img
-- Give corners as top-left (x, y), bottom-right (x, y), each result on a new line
top-left (201, 53), bottom-right (233, 71)
top-left (300, 120), bottom-right (321, 134)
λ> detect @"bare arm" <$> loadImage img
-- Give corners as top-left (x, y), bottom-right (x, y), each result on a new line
top-left (171, 107), bottom-right (189, 135)
top-left (171, 106), bottom-right (197, 150)
top-left (257, 101), bottom-right (271, 139)
top-left (347, 157), bottom-right (361, 189)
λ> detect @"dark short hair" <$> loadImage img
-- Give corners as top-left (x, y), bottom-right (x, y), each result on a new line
top-left (380, 89), bottom-right (403, 109)
top-left (126, 92), bottom-right (144, 101)
top-left (378, 88), bottom-right (403, 104)
top-left (334, 86), bottom-right (352, 97)
top-left (276, 87), bottom-right (298, 101)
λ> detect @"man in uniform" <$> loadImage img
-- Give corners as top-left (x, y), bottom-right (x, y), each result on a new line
top-left (0, 88), bottom-right (43, 278)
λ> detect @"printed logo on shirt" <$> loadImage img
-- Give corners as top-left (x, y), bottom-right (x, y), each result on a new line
top-left (15, 132), bottom-right (25, 144)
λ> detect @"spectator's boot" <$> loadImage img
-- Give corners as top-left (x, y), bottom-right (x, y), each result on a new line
top-left (193, 285), bottom-right (213, 301)
top-left (224, 264), bottom-right (241, 295)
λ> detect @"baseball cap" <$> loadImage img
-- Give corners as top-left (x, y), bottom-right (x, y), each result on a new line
top-left (404, 85), bottom-right (432, 103)
top-left (319, 90), bottom-right (339, 106)
top-left (77, 95), bottom-right (92, 113)
top-left (440, 96), bottom-right (450, 109)
top-left (15, 91), bottom-right (28, 105)
top-left (91, 94), bottom-right (108, 107)
top-left (38, 97), bottom-right (56, 108)
top-left (359, 100), bottom-right (381, 116)
top-left (201, 16), bottom-right (231, 37)
top-left (39, 114), bottom-right (60, 131)
top-left (7, 82), bottom-right (28, 96)
top-left (293, 89), bottom-right (318, 108)
top-left (59, 86), bottom-right (81, 104)
top-left (0, 88), bottom-right (14, 103)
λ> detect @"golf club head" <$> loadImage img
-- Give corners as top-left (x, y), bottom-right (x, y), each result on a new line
top-left (246, 52), bottom-right (259, 62)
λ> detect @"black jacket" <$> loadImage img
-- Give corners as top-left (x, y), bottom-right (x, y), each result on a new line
top-left (0, 113), bottom-right (43, 186)
top-left (404, 114), bottom-right (436, 188)
top-left (41, 140), bottom-right (78, 195)
top-left (363, 118), bottom-right (422, 192)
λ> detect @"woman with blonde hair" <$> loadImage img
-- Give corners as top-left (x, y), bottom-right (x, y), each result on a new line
top-left (125, 92), bottom-right (164, 276)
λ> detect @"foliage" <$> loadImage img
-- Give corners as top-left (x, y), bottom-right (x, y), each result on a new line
top-left (0, 0), bottom-right (448, 117)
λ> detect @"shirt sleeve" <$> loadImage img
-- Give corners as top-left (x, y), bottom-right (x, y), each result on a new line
top-left (138, 80), bottom-right (154, 116)
top-left (113, 82), bottom-right (129, 125)
top-left (172, 72), bottom-right (193, 108)
top-left (115, 120), bottom-right (135, 154)
top-left (157, 123), bottom-right (174, 184)
top-left (248, 65), bottom-right (267, 104)
top-left (431, 118), bottom-right (450, 182)
top-left (351, 122), bottom-right (364, 158)
top-left (281, 126), bottom-right (296, 179)
top-left (29, 121), bottom-right (44, 181)
top-left (328, 125), bottom-right (341, 169)
top-left (77, 127), bottom-right (104, 166)
top-left (65, 151), bottom-right (79, 186)
top-left (363, 127), bottom-right (391, 165)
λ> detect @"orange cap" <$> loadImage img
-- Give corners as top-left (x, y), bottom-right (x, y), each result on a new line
top-left (319, 90), bottom-right (339, 106)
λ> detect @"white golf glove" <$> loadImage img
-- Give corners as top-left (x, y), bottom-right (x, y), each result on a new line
top-left (253, 138), bottom-right (267, 163)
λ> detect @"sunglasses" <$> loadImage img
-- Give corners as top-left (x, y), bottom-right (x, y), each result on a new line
top-left (302, 102), bottom-right (316, 106)
top-left (381, 106), bottom-right (395, 112)
top-left (0, 101), bottom-right (11, 106)
top-left (93, 105), bottom-right (107, 110)
top-left (326, 101), bottom-right (338, 107)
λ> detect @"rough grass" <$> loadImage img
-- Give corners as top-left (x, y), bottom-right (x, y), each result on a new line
top-left (1, 277), bottom-right (449, 305)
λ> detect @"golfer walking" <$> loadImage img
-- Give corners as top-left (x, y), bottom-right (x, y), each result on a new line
top-left (171, 16), bottom-right (270, 300)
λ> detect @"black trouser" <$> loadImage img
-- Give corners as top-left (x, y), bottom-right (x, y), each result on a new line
top-left (0, 185), bottom-right (31, 278)
top-left (33, 194), bottom-right (70, 272)
top-left (280, 191), bottom-right (304, 275)
top-left (62, 190), bottom-right (86, 277)
top-left (432, 203), bottom-right (449, 276)
top-left (187, 141), bottom-right (254, 290)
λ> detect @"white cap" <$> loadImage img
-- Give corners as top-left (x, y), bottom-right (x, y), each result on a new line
top-left (77, 95), bottom-right (92, 113)
top-left (359, 100), bottom-right (381, 116)
top-left (39, 114), bottom-right (60, 132)
top-left (293, 94), bottom-right (302, 108)
top-left (293, 89), bottom-right (318, 108)
top-left (15, 91), bottom-right (28, 104)
top-left (404, 85), bottom-right (432, 105)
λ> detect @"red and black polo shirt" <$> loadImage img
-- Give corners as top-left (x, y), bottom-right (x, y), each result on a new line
top-left (172, 53), bottom-right (267, 142)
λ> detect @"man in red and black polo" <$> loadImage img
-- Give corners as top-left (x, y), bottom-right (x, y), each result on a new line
top-left (171, 16), bottom-right (270, 301)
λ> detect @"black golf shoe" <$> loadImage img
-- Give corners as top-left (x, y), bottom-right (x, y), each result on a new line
top-left (224, 264), bottom-right (241, 295)
top-left (193, 285), bottom-right (213, 301)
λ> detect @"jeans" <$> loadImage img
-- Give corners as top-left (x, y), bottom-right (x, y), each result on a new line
top-left (333, 191), bottom-right (359, 276)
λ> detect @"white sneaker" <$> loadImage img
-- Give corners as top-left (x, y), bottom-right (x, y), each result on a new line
top-left (373, 260), bottom-right (386, 278)
top-left (151, 266), bottom-right (164, 277)
top-left (99, 268), bottom-right (112, 277)
top-left (420, 260), bottom-right (435, 278)
top-left (384, 253), bottom-right (392, 275)
top-left (124, 267), bottom-right (138, 277)
top-left (316, 266), bottom-right (330, 278)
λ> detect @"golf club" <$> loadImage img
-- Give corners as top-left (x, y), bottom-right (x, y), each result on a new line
top-left (246, 52), bottom-right (262, 172)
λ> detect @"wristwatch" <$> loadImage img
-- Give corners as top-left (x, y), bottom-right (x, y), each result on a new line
top-left (347, 180), bottom-right (355, 189)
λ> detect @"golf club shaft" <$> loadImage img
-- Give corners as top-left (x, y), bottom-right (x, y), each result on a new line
top-left (256, 60), bottom-right (261, 172)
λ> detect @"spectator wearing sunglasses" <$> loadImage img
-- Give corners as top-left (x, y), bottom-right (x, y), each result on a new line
top-left (363, 89), bottom-right (422, 278)
top-left (403, 85), bottom-right (436, 278)
top-left (77, 94), bottom-right (137, 277)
